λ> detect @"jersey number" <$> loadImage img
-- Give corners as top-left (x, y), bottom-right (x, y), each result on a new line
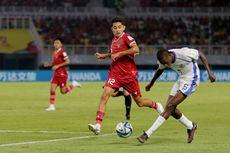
top-left (108, 78), bottom-right (115, 86)
top-left (182, 83), bottom-right (189, 91)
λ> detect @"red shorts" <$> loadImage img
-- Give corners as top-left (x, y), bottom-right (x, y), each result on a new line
top-left (104, 72), bottom-right (141, 97)
top-left (51, 76), bottom-right (67, 87)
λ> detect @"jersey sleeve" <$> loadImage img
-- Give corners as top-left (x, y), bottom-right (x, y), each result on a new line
top-left (184, 48), bottom-right (199, 61)
top-left (62, 51), bottom-right (69, 60)
top-left (124, 34), bottom-right (136, 47)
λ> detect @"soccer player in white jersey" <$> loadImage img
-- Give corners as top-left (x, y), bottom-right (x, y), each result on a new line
top-left (137, 47), bottom-right (216, 143)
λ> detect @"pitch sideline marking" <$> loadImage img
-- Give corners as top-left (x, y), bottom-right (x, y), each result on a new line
top-left (0, 133), bottom-right (114, 147)
top-left (0, 130), bottom-right (91, 134)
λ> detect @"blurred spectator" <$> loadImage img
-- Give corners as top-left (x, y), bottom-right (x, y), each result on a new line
top-left (0, 35), bottom-right (11, 48)
top-left (34, 16), bottom-right (230, 46)
top-left (212, 17), bottom-right (230, 45)
top-left (26, 41), bottom-right (38, 53)
top-left (34, 16), bottom-right (112, 45)
top-left (138, 0), bottom-right (230, 7)
top-left (0, 0), bottom-right (89, 7)
top-left (0, 0), bottom-right (229, 8)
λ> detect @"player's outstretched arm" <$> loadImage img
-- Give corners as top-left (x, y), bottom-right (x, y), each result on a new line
top-left (146, 68), bottom-right (164, 91)
top-left (199, 51), bottom-right (216, 82)
top-left (95, 52), bottom-right (111, 60)
top-left (43, 61), bottom-right (52, 68)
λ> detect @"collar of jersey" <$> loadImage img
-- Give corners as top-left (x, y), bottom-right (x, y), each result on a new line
top-left (171, 51), bottom-right (176, 63)
top-left (56, 48), bottom-right (62, 52)
top-left (114, 32), bottom-right (125, 40)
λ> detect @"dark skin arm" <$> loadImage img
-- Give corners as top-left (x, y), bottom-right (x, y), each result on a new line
top-left (146, 68), bottom-right (164, 91)
top-left (199, 51), bottom-right (216, 82)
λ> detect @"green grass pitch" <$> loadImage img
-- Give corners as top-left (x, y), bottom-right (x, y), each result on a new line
top-left (0, 82), bottom-right (229, 153)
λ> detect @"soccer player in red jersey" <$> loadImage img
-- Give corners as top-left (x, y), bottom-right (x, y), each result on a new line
top-left (88, 17), bottom-right (164, 134)
top-left (43, 37), bottom-right (81, 111)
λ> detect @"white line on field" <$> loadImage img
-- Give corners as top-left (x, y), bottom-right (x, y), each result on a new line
top-left (0, 133), bottom-right (114, 147)
top-left (0, 130), bottom-right (91, 134)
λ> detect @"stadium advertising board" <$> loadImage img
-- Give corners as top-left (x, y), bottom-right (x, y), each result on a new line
top-left (0, 70), bottom-right (230, 82)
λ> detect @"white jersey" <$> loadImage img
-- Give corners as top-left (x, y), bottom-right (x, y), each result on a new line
top-left (158, 47), bottom-right (200, 96)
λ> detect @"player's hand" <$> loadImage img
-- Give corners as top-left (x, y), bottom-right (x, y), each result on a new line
top-left (95, 53), bottom-right (105, 59)
top-left (112, 90), bottom-right (119, 97)
top-left (134, 53), bottom-right (139, 56)
top-left (209, 73), bottom-right (216, 82)
top-left (145, 83), bottom-right (153, 91)
top-left (43, 62), bottom-right (50, 67)
top-left (95, 52), bottom-right (101, 59)
top-left (52, 65), bottom-right (59, 70)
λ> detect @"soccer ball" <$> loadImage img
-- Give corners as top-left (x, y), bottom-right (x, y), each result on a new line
top-left (116, 121), bottom-right (133, 138)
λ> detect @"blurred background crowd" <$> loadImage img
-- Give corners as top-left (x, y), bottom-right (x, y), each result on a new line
top-left (34, 16), bottom-right (230, 45)
top-left (0, 0), bottom-right (229, 69)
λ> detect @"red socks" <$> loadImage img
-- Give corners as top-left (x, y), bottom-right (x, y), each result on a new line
top-left (49, 84), bottom-right (74, 104)
top-left (64, 84), bottom-right (74, 94)
top-left (96, 111), bottom-right (105, 124)
top-left (151, 101), bottom-right (157, 109)
top-left (50, 91), bottom-right (56, 104)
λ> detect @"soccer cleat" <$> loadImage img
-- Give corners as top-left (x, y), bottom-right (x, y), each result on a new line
top-left (72, 80), bottom-right (81, 88)
top-left (187, 122), bottom-right (198, 143)
top-left (88, 124), bottom-right (100, 135)
top-left (156, 102), bottom-right (164, 114)
top-left (45, 105), bottom-right (55, 111)
top-left (137, 131), bottom-right (149, 143)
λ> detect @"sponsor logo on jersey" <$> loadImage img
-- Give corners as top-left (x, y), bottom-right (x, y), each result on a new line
top-left (128, 36), bottom-right (134, 40)
top-left (117, 42), bottom-right (122, 48)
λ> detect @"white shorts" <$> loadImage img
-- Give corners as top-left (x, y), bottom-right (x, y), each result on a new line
top-left (170, 77), bottom-right (200, 96)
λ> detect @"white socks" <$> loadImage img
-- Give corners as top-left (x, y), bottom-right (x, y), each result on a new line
top-left (145, 115), bottom-right (165, 137)
top-left (145, 114), bottom-right (193, 137)
top-left (95, 123), bottom-right (101, 129)
top-left (178, 114), bottom-right (193, 129)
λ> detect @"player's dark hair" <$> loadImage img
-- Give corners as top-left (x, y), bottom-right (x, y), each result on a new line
top-left (156, 48), bottom-right (168, 62)
top-left (111, 17), bottom-right (125, 26)
top-left (54, 37), bottom-right (63, 44)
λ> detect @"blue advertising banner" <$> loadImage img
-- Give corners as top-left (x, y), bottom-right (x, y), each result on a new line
top-left (0, 70), bottom-right (230, 82)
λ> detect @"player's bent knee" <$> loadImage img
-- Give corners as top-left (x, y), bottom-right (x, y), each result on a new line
top-left (133, 97), bottom-right (144, 107)
top-left (135, 101), bottom-right (144, 107)
top-left (171, 110), bottom-right (180, 119)
top-left (60, 90), bottom-right (66, 94)
top-left (60, 88), bottom-right (68, 94)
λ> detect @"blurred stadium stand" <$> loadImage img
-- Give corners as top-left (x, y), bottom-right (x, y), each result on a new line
top-left (0, 0), bottom-right (229, 69)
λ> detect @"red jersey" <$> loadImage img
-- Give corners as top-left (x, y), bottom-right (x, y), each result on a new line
top-left (52, 48), bottom-right (68, 77)
top-left (110, 33), bottom-right (138, 76)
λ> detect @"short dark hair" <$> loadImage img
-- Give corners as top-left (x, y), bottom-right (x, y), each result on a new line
top-left (54, 37), bottom-right (63, 43)
top-left (156, 48), bottom-right (168, 62)
top-left (111, 17), bottom-right (125, 26)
